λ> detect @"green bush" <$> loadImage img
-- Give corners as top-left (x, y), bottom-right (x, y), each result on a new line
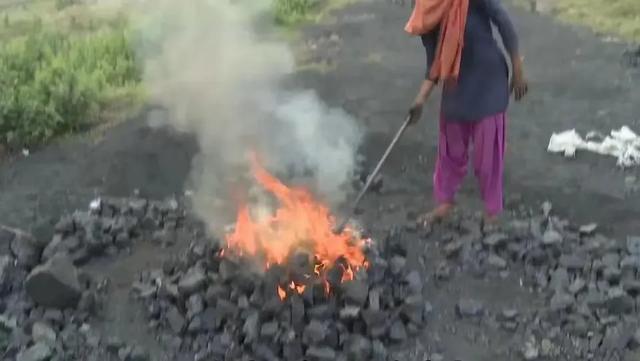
top-left (274, 0), bottom-right (315, 25)
top-left (0, 27), bottom-right (141, 148)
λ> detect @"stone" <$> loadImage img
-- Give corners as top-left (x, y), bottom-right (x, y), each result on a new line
top-left (549, 268), bottom-right (570, 291)
top-left (568, 278), bottom-right (586, 294)
top-left (32, 322), bottom-right (56, 347)
top-left (621, 256), bottom-right (640, 271)
top-left (579, 223), bottom-right (598, 235)
top-left (543, 229), bottom-right (563, 245)
top-left (559, 254), bottom-right (587, 270)
top-left (8, 227), bottom-right (41, 268)
top-left (522, 337), bottom-right (539, 360)
top-left (339, 306), bottom-right (360, 319)
top-left (389, 256), bottom-right (406, 275)
top-left (260, 321), bottom-right (279, 339)
top-left (130, 346), bottom-right (149, 361)
top-left (389, 320), bottom-right (407, 342)
top-left (166, 306), bottom-right (185, 334)
top-left (456, 298), bottom-right (484, 318)
top-left (347, 335), bottom-right (372, 360)
top-left (483, 233), bottom-right (508, 247)
top-left (499, 308), bottom-right (519, 321)
top-left (627, 237), bottom-right (640, 255)
top-left (306, 346), bottom-right (336, 361)
top-left (342, 279), bottom-right (368, 306)
top-left (606, 287), bottom-right (634, 315)
top-left (303, 320), bottom-right (327, 345)
top-left (443, 241), bottom-right (463, 258)
top-left (405, 270), bottom-right (423, 294)
top-left (242, 312), bottom-right (259, 341)
top-left (550, 291), bottom-right (574, 311)
top-left (25, 253), bottom-right (81, 308)
top-left (16, 342), bottom-right (52, 361)
top-left (186, 294), bottom-right (205, 318)
top-left (371, 340), bottom-right (387, 361)
top-left (0, 255), bottom-right (14, 293)
top-left (178, 267), bottom-right (207, 296)
top-left (487, 254), bottom-right (507, 269)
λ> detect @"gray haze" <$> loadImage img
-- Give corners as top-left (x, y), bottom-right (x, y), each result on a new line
top-left (131, 0), bottom-right (363, 233)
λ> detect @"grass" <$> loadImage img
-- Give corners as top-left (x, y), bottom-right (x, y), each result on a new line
top-left (274, 0), bottom-right (356, 28)
top-left (0, 0), bottom-right (143, 150)
top-left (512, 0), bottom-right (640, 42)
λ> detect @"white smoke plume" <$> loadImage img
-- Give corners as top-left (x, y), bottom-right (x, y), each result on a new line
top-left (130, 0), bottom-right (363, 233)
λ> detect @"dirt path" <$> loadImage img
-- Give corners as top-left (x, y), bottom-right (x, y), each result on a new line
top-left (1, 1), bottom-right (640, 360)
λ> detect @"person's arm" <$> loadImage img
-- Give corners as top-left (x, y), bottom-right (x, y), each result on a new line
top-left (481, 0), bottom-right (528, 100)
top-left (409, 31), bottom-right (439, 123)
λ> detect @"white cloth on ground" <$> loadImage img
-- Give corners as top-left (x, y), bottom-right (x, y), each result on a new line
top-left (547, 126), bottom-right (640, 168)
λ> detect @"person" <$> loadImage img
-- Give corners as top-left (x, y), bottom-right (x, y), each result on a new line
top-left (405, 0), bottom-right (528, 226)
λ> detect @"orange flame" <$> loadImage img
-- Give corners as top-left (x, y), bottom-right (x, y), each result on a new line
top-left (223, 153), bottom-right (368, 298)
top-left (277, 285), bottom-right (286, 300)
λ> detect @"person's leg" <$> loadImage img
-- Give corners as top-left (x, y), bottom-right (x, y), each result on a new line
top-left (472, 112), bottom-right (506, 222)
top-left (422, 114), bottom-right (471, 224)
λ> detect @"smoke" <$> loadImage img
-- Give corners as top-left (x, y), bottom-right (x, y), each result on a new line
top-left (130, 0), bottom-right (363, 232)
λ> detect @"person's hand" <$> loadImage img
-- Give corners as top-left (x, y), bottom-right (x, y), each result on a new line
top-left (408, 100), bottom-right (424, 125)
top-left (511, 57), bottom-right (529, 101)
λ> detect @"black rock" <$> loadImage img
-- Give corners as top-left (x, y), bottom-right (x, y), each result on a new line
top-left (303, 320), bottom-right (328, 345)
top-left (260, 321), bottom-right (279, 339)
top-left (130, 346), bottom-right (149, 361)
top-left (559, 254), bottom-right (587, 270)
top-left (388, 320), bottom-right (407, 342)
top-left (305, 346), bottom-right (336, 361)
top-left (368, 288), bottom-right (381, 311)
top-left (549, 291), bottom-right (575, 311)
top-left (283, 341), bottom-right (303, 361)
top-left (455, 298), bottom-right (484, 318)
top-left (25, 253), bottom-right (81, 308)
top-left (405, 271), bottom-right (423, 294)
top-left (16, 342), bottom-right (52, 361)
top-left (346, 335), bottom-right (372, 360)
top-left (342, 279), bottom-right (368, 306)
top-left (627, 236), bottom-right (640, 255)
top-left (371, 340), bottom-right (387, 361)
top-left (389, 256), bottom-right (406, 275)
top-left (178, 267), bottom-right (207, 296)
top-left (606, 287), bottom-right (634, 315)
top-left (483, 233), bottom-right (508, 247)
top-left (549, 268), bottom-right (570, 291)
top-left (242, 312), bottom-right (259, 342)
top-left (166, 306), bottom-right (185, 334)
top-left (7, 227), bottom-right (41, 268)
top-left (186, 294), bottom-right (205, 319)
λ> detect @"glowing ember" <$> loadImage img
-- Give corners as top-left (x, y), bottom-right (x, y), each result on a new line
top-left (223, 153), bottom-right (369, 299)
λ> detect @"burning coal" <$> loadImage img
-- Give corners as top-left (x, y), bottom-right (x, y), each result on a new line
top-left (222, 154), bottom-right (370, 299)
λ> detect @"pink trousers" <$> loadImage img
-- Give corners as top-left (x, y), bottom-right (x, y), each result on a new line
top-left (433, 112), bottom-right (506, 216)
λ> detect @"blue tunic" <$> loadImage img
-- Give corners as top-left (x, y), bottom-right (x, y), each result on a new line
top-left (421, 0), bottom-right (519, 122)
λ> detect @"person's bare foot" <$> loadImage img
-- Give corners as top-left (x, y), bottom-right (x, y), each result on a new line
top-left (417, 203), bottom-right (454, 227)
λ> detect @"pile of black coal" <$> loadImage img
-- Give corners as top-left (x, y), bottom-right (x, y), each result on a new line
top-left (133, 233), bottom-right (430, 361)
top-left (0, 196), bottom-right (188, 361)
top-left (431, 202), bottom-right (640, 359)
top-left (41, 197), bottom-right (185, 266)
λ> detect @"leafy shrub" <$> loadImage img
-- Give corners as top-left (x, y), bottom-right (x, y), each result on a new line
top-left (274, 0), bottom-right (315, 25)
top-left (0, 27), bottom-right (141, 148)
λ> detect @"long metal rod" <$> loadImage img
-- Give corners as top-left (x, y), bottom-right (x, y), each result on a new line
top-left (334, 114), bottom-right (413, 234)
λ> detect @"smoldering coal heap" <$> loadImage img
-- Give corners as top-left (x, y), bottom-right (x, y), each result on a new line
top-left (131, 157), bottom-right (430, 361)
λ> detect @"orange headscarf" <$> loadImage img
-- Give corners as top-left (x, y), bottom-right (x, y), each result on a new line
top-left (405, 0), bottom-right (469, 82)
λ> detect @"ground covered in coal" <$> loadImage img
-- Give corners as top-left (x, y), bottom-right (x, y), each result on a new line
top-left (1, 0), bottom-right (640, 361)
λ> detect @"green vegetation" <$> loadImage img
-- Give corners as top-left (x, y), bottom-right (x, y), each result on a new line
top-left (0, 1), bottom-right (143, 150)
top-left (273, 0), bottom-right (354, 27)
top-left (512, 0), bottom-right (640, 42)
top-left (552, 0), bottom-right (640, 41)
top-left (274, 0), bottom-right (320, 26)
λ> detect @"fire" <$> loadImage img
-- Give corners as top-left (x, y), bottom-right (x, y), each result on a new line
top-left (223, 153), bottom-right (369, 299)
